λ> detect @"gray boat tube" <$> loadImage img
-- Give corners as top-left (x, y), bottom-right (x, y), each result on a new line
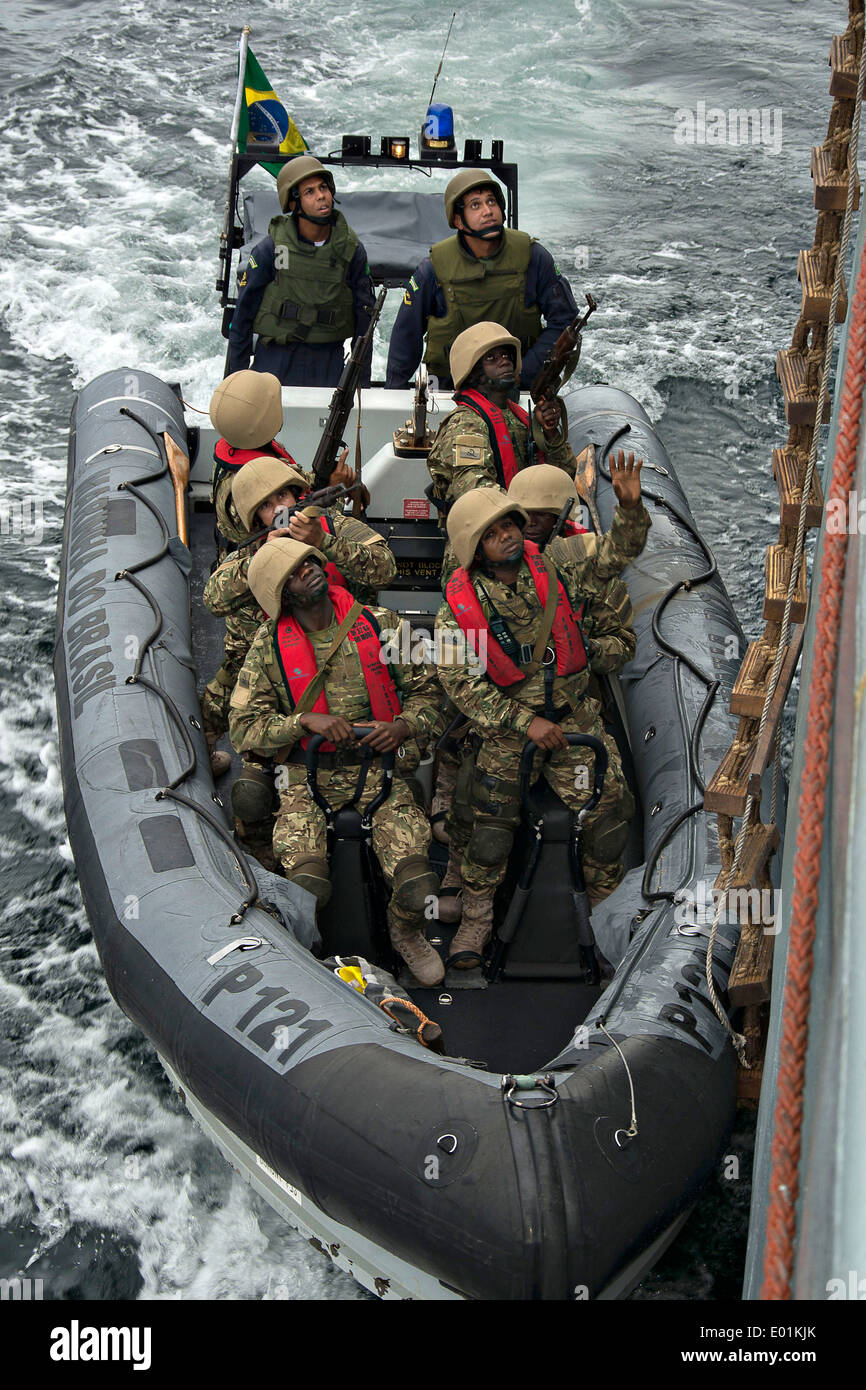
top-left (56, 370), bottom-right (750, 1301)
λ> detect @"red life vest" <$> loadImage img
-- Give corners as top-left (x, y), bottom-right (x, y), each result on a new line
top-left (453, 389), bottom-right (545, 487)
top-left (445, 540), bottom-right (587, 688)
top-left (213, 439), bottom-right (300, 535)
top-left (213, 436), bottom-right (299, 480)
top-left (563, 518), bottom-right (588, 536)
top-left (274, 585), bottom-right (402, 749)
top-left (316, 514), bottom-right (347, 591)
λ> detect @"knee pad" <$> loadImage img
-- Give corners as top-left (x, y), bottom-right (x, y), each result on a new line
top-left (583, 787), bottom-right (635, 865)
top-left (467, 816), bottom-right (514, 868)
top-left (288, 856), bottom-right (332, 908)
top-left (392, 855), bottom-right (440, 915)
top-left (231, 763), bottom-right (274, 823)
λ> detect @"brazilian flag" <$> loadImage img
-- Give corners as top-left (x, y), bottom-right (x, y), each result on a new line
top-left (237, 47), bottom-right (308, 177)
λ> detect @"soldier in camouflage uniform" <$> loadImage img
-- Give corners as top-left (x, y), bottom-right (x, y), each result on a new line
top-left (434, 453), bottom-right (650, 922)
top-left (434, 490), bottom-right (637, 968)
top-left (209, 368), bottom-right (357, 552)
top-left (507, 454), bottom-right (650, 574)
top-left (203, 457), bottom-right (396, 862)
top-left (426, 320), bottom-right (580, 848)
top-left (229, 538), bottom-right (446, 986)
top-left (427, 321), bottom-right (577, 571)
top-left (202, 371), bottom-right (360, 778)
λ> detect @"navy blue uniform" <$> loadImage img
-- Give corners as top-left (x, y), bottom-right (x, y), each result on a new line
top-left (385, 239), bottom-right (579, 389)
top-left (228, 233), bottom-right (376, 387)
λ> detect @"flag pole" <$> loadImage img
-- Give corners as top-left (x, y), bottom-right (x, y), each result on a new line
top-left (218, 25), bottom-right (251, 312)
top-left (230, 24), bottom-right (251, 149)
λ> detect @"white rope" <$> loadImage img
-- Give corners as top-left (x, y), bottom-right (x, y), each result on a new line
top-left (598, 1022), bottom-right (638, 1138)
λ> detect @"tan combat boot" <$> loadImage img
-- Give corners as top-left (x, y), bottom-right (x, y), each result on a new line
top-left (447, 887), bottom-right (493, 969)
top-left (435, 852), bottom-right (463, 926)
top-left (205, 730), bottom-right (231, 778)
top-left (388, 909), bottom-right (445, 987)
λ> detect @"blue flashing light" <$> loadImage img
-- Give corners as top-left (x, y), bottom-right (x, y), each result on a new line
top-left (423, 103), bottom-right (454, 142)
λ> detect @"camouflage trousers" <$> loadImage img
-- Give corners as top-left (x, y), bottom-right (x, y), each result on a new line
top-left (452, 711), bottom-right (633, 907)
top-left (273, 764), bottom-right (433, 925)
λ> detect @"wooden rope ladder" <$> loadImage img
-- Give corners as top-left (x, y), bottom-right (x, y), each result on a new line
top-left (703, 0), bottom-right (864, 1101)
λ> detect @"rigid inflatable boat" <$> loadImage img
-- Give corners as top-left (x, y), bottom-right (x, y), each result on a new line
top-left (55, 363), bottom-right (753, 1300)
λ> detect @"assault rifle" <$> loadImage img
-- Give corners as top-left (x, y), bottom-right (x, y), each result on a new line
top-left (239, 481), bottom-right (364, 549)
top-left (311, 288), bottom-right (387, 488)
top-left (529, 292), bottom-right (598, 404)
top-left (539, 499), bottom-right (576, 552)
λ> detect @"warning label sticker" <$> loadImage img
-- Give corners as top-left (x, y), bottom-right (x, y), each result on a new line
top-left (403, 499), bottom-right (431, 520)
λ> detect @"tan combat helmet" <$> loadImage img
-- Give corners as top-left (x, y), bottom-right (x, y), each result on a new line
top-left (247, 537), bottom-right (327, 618)
top-left (449, 321), bottom-right (522, 392)
top-left (276, 155), bottom-right (336, 213)
top-left (507, 464), bottom-right (579, 516)
top-left (444, 169), bottom-right (505, 228)
top-left (446, 489), bottom-right (528, 570)
top-left (210, 371), bottom-right (283, 449)
top-left (231, 458), bottom-right (309, 533)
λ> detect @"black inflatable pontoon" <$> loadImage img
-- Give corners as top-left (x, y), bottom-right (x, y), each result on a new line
top-left (55, 369), bottom-right (747, 1300)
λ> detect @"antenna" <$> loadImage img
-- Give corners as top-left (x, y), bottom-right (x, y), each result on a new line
top-left (426, 11), bottom-right (457, 112)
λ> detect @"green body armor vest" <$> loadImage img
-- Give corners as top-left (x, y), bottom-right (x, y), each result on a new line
top-left (253, 212), bottom-right (358, 346)
top-left (424, 229), bottom-right (543, 382)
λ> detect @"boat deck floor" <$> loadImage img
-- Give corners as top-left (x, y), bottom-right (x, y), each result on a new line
top-left (408, 977), bottom-right (600, 1074)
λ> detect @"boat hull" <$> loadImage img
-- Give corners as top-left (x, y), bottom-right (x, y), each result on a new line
top-left (55, 369), bottom-right (746, 1299)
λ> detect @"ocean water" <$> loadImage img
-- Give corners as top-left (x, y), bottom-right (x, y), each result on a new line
top-left (0, 0), bottom-right (847, 1301)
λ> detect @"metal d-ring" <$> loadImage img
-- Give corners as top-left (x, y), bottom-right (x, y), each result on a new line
top-left (437, 1133), bottom-right (458, 1155)
top-left (614, 1127), bottom-right (636, 1148)
top-left (502, 1073), bottom-right (559, 1109)
top-left (541, 645), bottom-right (557, 667)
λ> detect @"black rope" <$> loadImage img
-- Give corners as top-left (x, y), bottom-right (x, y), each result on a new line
top-left (595, 424), bottom-right (722, 905)
top-left (113, 407), bottom-right (260, 919)
top-left (157, 787), bottom-right (260, 904)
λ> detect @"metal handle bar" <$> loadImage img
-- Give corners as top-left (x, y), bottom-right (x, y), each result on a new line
top-left (519, 733), bottom-right (608, 819)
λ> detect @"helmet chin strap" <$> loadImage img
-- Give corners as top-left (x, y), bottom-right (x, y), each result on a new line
top-left (295, 210), bottom-right (335, 227)
top-left (477, 370), bottom-right (517, 396)
top-left (460, 222), bottom-right (504, 243)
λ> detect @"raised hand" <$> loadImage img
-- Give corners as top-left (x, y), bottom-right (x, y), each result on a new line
top-left (609, 449), bottom-right (643, 510)
top-left (328, 448), bottom-right (354, 489)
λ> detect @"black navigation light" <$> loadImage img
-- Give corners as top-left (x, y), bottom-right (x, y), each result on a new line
top-left (381, 136), bottom-right (410, 160)
top-left (420, 102), bottom-right (457, 159)
top-left (491, 140), bottom-right (504, 161)
top-left (341, 134), bottom-right (371, 156)
top-left (463, 139), bottom-right (482, 160)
